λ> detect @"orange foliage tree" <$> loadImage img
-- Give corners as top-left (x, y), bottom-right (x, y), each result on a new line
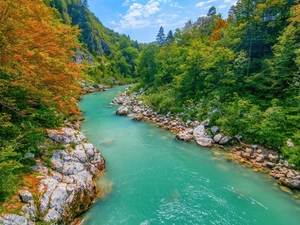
top-left (0, 0), bottom-right (82, 115)
top-left (210, 18), bottom-right (227, 42)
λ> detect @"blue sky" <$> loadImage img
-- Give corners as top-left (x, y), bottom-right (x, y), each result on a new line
top-left (87, 0), bottom-right (237, 43)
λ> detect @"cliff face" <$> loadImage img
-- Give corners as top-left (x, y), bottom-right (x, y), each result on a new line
top-left (0, 128), bottom-right (105, 224)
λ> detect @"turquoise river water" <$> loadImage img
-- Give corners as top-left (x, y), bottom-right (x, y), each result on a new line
top-left (79, 86), bottom-right (300, 225)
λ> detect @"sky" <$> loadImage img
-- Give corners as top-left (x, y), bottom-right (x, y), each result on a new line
top-left (87, 0), bottom-right (238, 43)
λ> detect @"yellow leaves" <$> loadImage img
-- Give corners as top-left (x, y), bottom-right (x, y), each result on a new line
top-left (0, 0), bottom-right (82, 115)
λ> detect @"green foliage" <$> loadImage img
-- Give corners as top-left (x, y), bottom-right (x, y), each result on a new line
top-left (0, 145), bottom-right (24, 202)
top-left (135, 1), bottom-right (300, 165)
top-left (51, 0), bottom-right (141, 84)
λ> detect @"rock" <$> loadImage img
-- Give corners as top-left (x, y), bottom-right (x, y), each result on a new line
top-left (201, 120), bottom-right (209, 127)
top-left (213, 134), bottom-right (223, 143)
top-left (116, 106), bottom-right (129, 115)
top-left (211, 126), bottom-right (219, 134)
top-left (175, 130), bottom-right (193, 142)
top-left (24, 153), bottom-right (35, 159)
top-left (195, 137), bottom-right (213, 147)
top-left (268, 154), bottom-right (279, 163)
top-left (19, 190), bottom-right (33, 203)
top-left (39, 178), bottom-right (59, 214)
top-left (287, 179), bottom-right (300, 190)
top-left (234, 134), bottom-right (243, 141)
top-left (219, 136), bottom-right (232, 145)
top-left (51, 171), bottom-right (63, 182)
top-left (245, 148), bottom-right (253, 154)
top-left (21, 200), bottom-right (36, 222)
top-left (62, 162), bottom-right (84, 176)
top-left (286, 171), bottom-right (294, 178)
top-left (241, 152), bottom-right (251, 159)
top-left (132, 105), bottom-right (142, 113)
top-left (49, 183), bottom-right (68, 215)
top-left (257, 149), bottom-right (262, 154)
top-left (255, 155), bottom-right (265, 163)
top-left (287, 139), bottom-right (294, 148)
top-left (72, 147), bottom-right (88, 163)
top-left (193, 125), bottom-right (206, 138)
top-left (47, 128), bottom-right (86, 144)
top-left (0, 214), bottom-right (29, 225)
top-left (251, 144), bottom-right (258, 150)
top-left (143, 110), bottom-right (153, 117)
top-left (133, 114), bottom-right (143, 121)
top-left (44, 208), bottom-right (61, 223)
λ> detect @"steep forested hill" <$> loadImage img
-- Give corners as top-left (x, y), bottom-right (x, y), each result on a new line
top-left (134, 1), bottom-right (300, 166)
top-left (0, 0), bottom-right (139, 204)
top-left (51, 0), bottom-right (141, 85)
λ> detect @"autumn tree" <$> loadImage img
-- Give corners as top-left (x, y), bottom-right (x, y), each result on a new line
top-left (0, 0), bottom-right (82, 116)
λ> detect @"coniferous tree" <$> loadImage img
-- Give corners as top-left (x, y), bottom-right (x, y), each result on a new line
top-left (156, 26), bottom-right (166, 46)
top-left (207, 6), bottom-right (216, 17)
top-left (165, 30), bottom-right (174, 43)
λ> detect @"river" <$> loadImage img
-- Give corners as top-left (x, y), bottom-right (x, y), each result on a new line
top-left (78, 85), bottom-right (300, 225)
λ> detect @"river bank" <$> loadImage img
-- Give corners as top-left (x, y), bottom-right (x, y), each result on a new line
top-left (113, 88), bottom-right (300, 194)
top-left (0, 128), bottom-right (105, 225)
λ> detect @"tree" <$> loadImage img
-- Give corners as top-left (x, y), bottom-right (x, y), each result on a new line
top-left (207, 6), bottom-right (216, 17)
top-left (156, 26), bottom-right (166, 46)
top-left (135, 43), bottom-right (159, 84)
top-left (82, 0), bottom-right (88, 7)
top-left (165, 30), bottom-right (174, 43)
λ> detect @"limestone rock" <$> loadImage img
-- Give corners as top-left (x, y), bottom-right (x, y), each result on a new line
top-left (0, 214), bottom-right (29, 225)
top-left (133, 114), bottom-right (143, 121)
top-left (19, 190), bottom-right (33, 203)
top-left (211, 126), bottom-right (219, 134)
top-left (255, 155), bottom-right (265, 163)
top-left (266, 162), bottom-right (275, 168)
top-left (62, 162), bottom-right (84, 176)
top-left (116, 106), bottom-right (129, 115)
top-left (21, 200), bottom-right (36, 222)
top-left (213, 134), bottom-right (223, 143)
top-left (268, 154), bottom-right (279, 163)
top-left (175, 130), bottom-right (193, 142)
top-left (193, 125), bottom-right (206, 138)
top-left (44, 208), bottom-right (61, 223)
top-left (219, 136), bottom-right (232, 145)
top-left (47, 128), bottom-right (86, 144)
top-left (195, 137), bottom-right (213, 147)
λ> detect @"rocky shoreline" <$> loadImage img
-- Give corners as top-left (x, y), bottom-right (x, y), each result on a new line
top-left (0, 128), bottom-right (105, 225)
top-left (113, 89), bottom-right (300, 193)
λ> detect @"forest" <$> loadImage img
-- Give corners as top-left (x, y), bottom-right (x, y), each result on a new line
top-left (134, 0), bottom-right (300, 166)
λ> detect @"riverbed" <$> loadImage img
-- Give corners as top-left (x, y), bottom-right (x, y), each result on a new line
top-left (79, 86), bottom-right (300, 225)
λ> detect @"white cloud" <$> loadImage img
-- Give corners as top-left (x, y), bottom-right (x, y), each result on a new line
top-left (224, 0), bottom-right (231, 2)
top-left (119, 0), bottom-right (162, 29)
top-left (122, 0), bottom-right (130, 6)
top-left (196, 0), bottom-right (217, 7)
top-left (206, 0), bottom-right (217, 3)
top-left (170, 2), bottom-right (184, 8)
top-left (196, 1), bottom-right (205, 7)
top-left (219, 4), bottom-right (227, 8)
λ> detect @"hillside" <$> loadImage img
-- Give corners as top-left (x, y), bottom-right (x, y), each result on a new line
top-left (134, 1), bottom-right (300, 166)
top-left (51, 0), bottom-right (140, 85)
top-left (0, 0), bottom-right (139, 207)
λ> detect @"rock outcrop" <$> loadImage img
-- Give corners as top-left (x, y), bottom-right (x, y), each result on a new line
top-left (1, 128), bottom-right (105, 224)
